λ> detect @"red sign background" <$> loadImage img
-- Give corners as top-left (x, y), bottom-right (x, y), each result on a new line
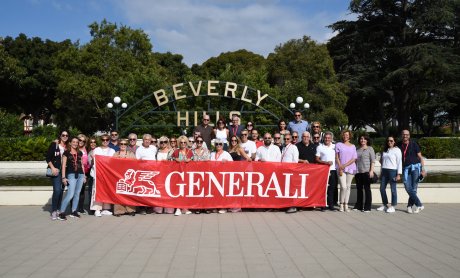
top-left (95, 156), bottom-right (329, 208)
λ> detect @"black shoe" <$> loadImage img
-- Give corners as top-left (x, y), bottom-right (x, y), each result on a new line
top-left (69, 211), bottom-right (80, 218)
top-left (58, 213), bottom-right (67, 221)
top-left (286, 207), bottom-right (297, 213)
top-left (130, 212), bottom-right (136, 216)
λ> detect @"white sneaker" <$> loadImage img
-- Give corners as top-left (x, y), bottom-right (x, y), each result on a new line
top-left (95, 210), bottom-right (102, 217)
top-left (51, 211), bottom-right (57, 221)
top-left (414, 206), bottom-right (424, 213)
top-left (407, 206), bottom-right (413, 214)
top-left (218, 209), bottom-right (227, 214)
top-left (174, 208), bottom-right (182, 216)
top-left (386, 206), bottom-right (395, 213)
top-left (101, 210), bottom-right (112, 216)
top-left (376, 205), bottom-right (386, 212)
top-left (339, 204), bottom-right (344, 212)
top-left (184, 210), bottom-right (192, 215)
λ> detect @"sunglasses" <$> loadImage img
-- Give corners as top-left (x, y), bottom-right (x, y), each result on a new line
top-left (170, 140), bottom-right (177, 143)
top-left (314, 137), bottom-right (320, 139)
top-left (313, 126), bottom-right (320, 128)
top-left (241, 134), bottom-right (248, 136)
top-left (196, 140), bottom-right (203, 143)
top-left (159, 141), bottom-right (168, 144)
top-left (203, 119), bottom-right (210, 121)
top-left (292, 136), bottom-right (298, 138)
top-left (285, 138), bottom-right (291, 140)
top-left (274, 137), bottom-right (281, 139)
top-left (129, 138), bottom-right (137, 141)
top-left (151, 141), bottom-right (157, 143)
top-left (180, 141), bottom-right (187, 144)
top-left (387, 140), bottom-right (394, 142)
top-left (101, 139), bottom-right (109, 142)
top-left (111, 134), bottom-right (118, 136)
top-left (263, 137), bottom-right (271, 140)
top-left (231, 139), bottom-right (238, 142)
top-left (295, 114), bottom-right (301, 117)
top-left (78, 139), bottom-right (86, 143)
top-left (61, 134), bottom-right (68, 137)
top-left (119, 143), bottom-right (127, 146)
top-left (215, 143), bottom-right (223, 146)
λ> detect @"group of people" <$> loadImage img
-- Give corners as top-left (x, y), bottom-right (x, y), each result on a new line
top-left (45, 112), bottom-right (426, 221)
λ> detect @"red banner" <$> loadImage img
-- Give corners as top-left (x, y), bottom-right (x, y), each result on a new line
top-left (95, 155), bottom-right (329, 208)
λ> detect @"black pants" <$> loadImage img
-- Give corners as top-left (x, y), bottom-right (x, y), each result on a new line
top-left (354, 172), bottom-right (372, 211)
top-left (327, 170), bottom-right (338, 209)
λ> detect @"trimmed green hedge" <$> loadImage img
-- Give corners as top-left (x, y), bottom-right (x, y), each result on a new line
top-left (0, 136), bottom-right (459, 161)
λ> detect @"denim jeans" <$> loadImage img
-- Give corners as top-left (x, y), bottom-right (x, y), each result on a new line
top-left (403, 165), bottom-right (423, 207)
top-left (380, 168), bottom-right (397, 206)
top-left (50, 175), bottom-right (63, 212)
top-left (60, 173), bottom-right (85, 213)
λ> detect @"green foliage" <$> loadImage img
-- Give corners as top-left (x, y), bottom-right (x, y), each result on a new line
top-left (418, 138), bottom-right (460, 159)
top-left (0, 109), bottom-right (23, 137)
top-left (0, 137), bottom-right (52, 161)
top-left (31, 125), bottom-right (58, 138)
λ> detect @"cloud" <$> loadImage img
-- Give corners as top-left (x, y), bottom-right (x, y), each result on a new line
top-left (116, 0), bottom-right (348, 66)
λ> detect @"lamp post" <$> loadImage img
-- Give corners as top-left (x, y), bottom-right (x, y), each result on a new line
top-left (107, 96), bottom-right (128, 131)
top-left (289, 96), bottom-right (310, 113)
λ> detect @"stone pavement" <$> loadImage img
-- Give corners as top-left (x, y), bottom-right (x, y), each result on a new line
top-left (1, 205), bottom-right (460, 278)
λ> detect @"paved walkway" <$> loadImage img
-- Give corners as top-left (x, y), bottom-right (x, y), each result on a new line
top-left (1, 205), bottom-right (460, 278)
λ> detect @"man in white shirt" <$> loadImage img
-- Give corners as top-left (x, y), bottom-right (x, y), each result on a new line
top-left (136, 134), bottom-right (157, 160)
top-left (281, 133), bottom-right (300, 213)
top-left (315, 131), bottom-right (337, 211)
top-left (239, 129), bottom-right (256, 160)
top-left (255, 133), bottom-right (281, 162)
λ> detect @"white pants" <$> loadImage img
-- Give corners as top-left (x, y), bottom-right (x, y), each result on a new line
top-left (90, 179), bottom-right (111, 211)
top-left (338, 173), bottom-right (354, 204)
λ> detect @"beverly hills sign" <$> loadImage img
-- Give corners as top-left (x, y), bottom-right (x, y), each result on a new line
top-left (152, 80), bottom-right (270, 126)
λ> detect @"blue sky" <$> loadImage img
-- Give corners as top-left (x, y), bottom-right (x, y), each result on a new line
top-left (1, 0), bottom-right (353, 65)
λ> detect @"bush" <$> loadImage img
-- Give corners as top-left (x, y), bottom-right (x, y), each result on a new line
top-left (418, 137), bottom-right (460, 159)
top-left (0, 137), bottom-right (52, 161)
top-left (0, 109), bottom-right (23, 137)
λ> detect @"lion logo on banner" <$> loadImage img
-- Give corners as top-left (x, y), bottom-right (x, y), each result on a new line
top-left (116, 169), bottom-right (161, 197)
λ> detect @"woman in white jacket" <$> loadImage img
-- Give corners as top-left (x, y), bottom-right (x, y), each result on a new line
top-left (377, 136), bottom-right (402, 213)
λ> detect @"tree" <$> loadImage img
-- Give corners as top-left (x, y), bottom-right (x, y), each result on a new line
top-left (54, 20), bottom-right (166, 134)
top-left (328, 0), bottom-right (460, 135)
top-left (267, 36), bottom-right (348, 128)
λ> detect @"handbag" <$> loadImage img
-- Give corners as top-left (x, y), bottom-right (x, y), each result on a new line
top-left (371, 171), bottom-right (379, 183)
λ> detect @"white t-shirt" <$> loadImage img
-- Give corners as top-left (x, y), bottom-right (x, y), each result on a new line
top-left (255, 144), bottom-right (281, 162)
top-left (240, 140), bottom-right (257, 157)
top-left (136, 145), bottom-right (157, 160)
top-left (210, 151), bottom-right (233, 161)
top-left (316, 143), bottom-right (336, 170)
top-left (90, 147), bottom-right (116, 177)
top-left (381, 147), bottom-right (402, 174)
top-left (281, 143), bottom-right (299, 163)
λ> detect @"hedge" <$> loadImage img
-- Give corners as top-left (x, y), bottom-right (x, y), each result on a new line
top-left (0, 136), bottom-right (459, 161)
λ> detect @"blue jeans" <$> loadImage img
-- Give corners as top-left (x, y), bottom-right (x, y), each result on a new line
top-left (380, 168), bottom-right (397, 206)
top-left (60, 173), bottom-right (85, 213)
top-left (51, 175), bottom-right (63, 212)
top-left (403, 165), bottom-right (423, 207)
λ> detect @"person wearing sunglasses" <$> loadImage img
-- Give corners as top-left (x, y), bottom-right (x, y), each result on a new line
top-left (170, 135), bottom-right (193, 216)
top-left (273, 133), bottom-right (283, 152)
top-left (46, 130), bottom-right (69, 220)
top-left (192, 136), bottom-right (210, 161)
top-left (316, 132), bottom-right (338, 211)
top-left (377, 136), bottom-right (402, 213)
top-left (90, 134), bottom-right (116, 217)
top-left (154, 136), bottom-right (175, 214)
top-left (194, 114), bottom-right (214, 148)
top-left (109, 130), bottom-right (120, 152)
top-left (75, 134), bottom-right (90, 215)
top-left (112, 139), bottom-right (136, 217)
top-left (312, 134), bottom-right (321, 146)
top-left (211, 139), bottom-right (233, 214)
top-left (288, 111), bottom-right (310, 143)
top-left (127, 133), bottom-right (139, 154)
top-left (398, 129), bottom-right (426, 214)
top-left (228, 135), bottom-right (251, 161)
top-left (255, 133), bottom-right (281, 162)
top-left (239, 129), bottom-right (257, 160)
top-left (213, 119), bottom-right (229, 150)
top-left (282, 133), bottom-right (300, 214)
top-left (311, 121), bottom-right (324, 143)
top-left (246, 121), bottom-right (254, 133)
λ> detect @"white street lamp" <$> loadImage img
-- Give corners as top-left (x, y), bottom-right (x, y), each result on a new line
top-left (107, 97), bottom-right (128, 131)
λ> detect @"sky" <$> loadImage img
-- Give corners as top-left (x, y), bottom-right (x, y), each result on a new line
top-left (0, 0), bottom-right (354, 66)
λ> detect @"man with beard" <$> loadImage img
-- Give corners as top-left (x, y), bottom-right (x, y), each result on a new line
top-left (255, 133), bottom-right (281, 162)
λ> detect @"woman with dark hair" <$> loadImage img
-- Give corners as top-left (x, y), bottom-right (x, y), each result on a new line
top-left (58, 136), bottom-right (86, 220)
top-left (276, 119), bottom-right (289, 143)
top-left (246, 121), bottom-right (254, 133)
top-left (213, 119), bottom-right (229, 150)
top-left (354, 134), bottom-right (376, 212)
top-left (377, 136), bottom-right (402, 213)
top-left (228, 135), bottom-right (251, 161)
top-left (46, 130), bottom-right (69, 220)
top-left (76, 134), bottom-right (90, 214)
